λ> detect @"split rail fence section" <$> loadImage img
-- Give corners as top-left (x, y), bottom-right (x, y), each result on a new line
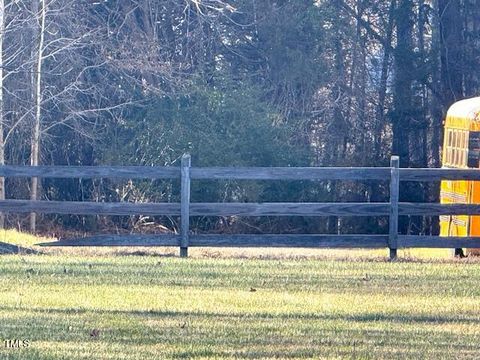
top-left (2, 155), bottom-right (480, 259)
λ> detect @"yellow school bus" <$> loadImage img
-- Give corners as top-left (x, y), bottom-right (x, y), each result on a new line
top-left (440, 96), bottom-right (480, 255)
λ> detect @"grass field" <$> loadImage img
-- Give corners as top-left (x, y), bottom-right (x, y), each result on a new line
top-left (1, 230), bottom-right (480, 359)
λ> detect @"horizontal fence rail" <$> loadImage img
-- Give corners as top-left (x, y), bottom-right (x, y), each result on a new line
top-left (399, 236), bottom-right (480, 248)
top-left (4, 165), bottom-right (480, 181)
top-left (0, 200), bottom-right (181, 216)
top-left (0, 165), bottom-right (391, 180)
top-left (0, 201), bottom-right (390, 216)
top-left (39, 234), bottom-right (390, 248)
top-left (190, 167), bottom-right (391, 180)
top-left (0, 165), bottom-right (181, 179)
top-left (2, 154), bottom-right (480, 259)
top-left (400, 168), bottom-right (480, 181)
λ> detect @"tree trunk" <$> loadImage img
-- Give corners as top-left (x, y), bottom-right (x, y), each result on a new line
top-left (0, 0), bottom-right (5, 229)
top-left (392, 0), bottom-right (415, 234)
top-left (438, 0), bottom-right (463, 105)
top-left (30, 0), bottom-right (46, 233)
top-left (374, 0), bottom-right (395, 160)
top-left (392, 0), bottom-right (414, 167)
top-left (463, 0), bottom-right (479, 96)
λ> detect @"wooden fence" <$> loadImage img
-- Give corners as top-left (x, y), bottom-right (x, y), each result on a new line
top-left (2, 154), bottom-right (480, 259)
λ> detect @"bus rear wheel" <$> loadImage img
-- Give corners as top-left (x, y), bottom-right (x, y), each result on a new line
top-left (453, 248), bottom-right (466, 258)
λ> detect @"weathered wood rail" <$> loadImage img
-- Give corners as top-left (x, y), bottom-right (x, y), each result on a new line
top-left (3, 154), bottom-right (480, 259)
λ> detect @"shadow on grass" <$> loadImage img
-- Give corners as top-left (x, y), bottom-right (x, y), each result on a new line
top-left (0, 307), bottom-right (480, 358)
top-left (1, 305), bottom-right (479, 359)
top-left (0, 242), bottom-right (40, 255)
top-left (7, 305), bottom-right (480, 326)
top-left (2, 257), bottom-right (480, 298)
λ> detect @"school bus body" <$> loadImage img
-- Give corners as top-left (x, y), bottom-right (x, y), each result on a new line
top-left (440, 97), bottom-right (480, 254)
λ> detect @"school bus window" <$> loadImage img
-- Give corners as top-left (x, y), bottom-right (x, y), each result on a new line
top-left (468, 131), bottom-right (480, 168)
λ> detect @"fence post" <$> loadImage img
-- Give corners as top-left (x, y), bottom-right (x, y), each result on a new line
top-left (180, 154), bottom-right (191, 258)
top-left (389, 156), bottom-right (400, 260)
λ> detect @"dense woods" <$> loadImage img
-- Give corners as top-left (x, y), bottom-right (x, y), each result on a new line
top-left (0, 0), bottom-right (479, 236)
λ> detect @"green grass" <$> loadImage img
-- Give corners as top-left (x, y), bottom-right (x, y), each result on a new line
top-left (1, 231), bottom-right (480, 359)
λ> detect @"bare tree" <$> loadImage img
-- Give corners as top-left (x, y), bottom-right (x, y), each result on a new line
top-left (29, 0), bottom-right (47, 232)
top-left (0, 0), bottom-right (5, 229)
top-left (26, 0), bottom-right (147, 231)
top-left (0, 0), bottom-right (38, 228)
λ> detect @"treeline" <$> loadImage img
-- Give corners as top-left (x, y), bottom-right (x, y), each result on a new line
top-left (0, 0), bottom-right (479, 236)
